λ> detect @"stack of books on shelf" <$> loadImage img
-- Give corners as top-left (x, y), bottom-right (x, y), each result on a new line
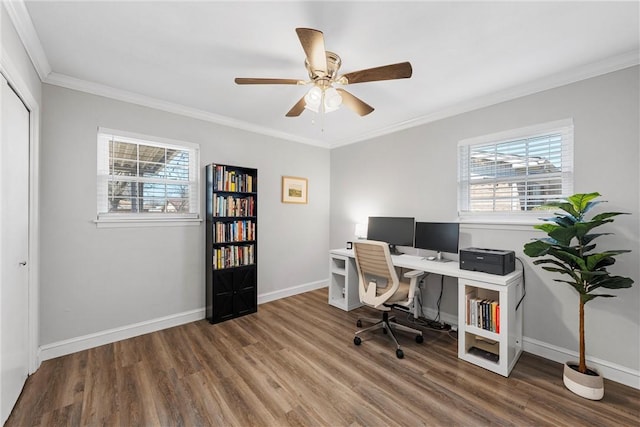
top-left (213, 244), bottom-right (255, 269)
top-left (214, 220), bottom-right (255, 243)
top-left (213, 165), bottom-right (254, 192)
top-left (466, 295), bottom-right (500, 333)
top-left (213, 195), bottom-right (255, 217)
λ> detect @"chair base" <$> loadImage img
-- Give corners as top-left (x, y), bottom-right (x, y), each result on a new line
top-left (354, 311), bottom-right (423, 358)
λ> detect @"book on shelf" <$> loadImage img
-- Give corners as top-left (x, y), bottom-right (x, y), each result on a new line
top-left (213, 244), bottom-right (255, 269)
top-left (213, 165), bottom-right (255, 193)
top-left (466, 295), bottom-right (499, 333)
top-left (214, 220), bottom-right (255, 243)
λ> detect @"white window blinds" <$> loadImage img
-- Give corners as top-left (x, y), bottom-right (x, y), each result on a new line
top-left (97, 128), bottom-right (200, 222)
top-left (458, 119), bottom-right (573, 218)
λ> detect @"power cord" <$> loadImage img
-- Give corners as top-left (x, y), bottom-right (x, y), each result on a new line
top-left (515, 257), bottom-right (526, 311)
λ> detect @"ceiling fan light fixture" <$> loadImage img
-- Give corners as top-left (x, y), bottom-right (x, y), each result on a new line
top-left (304, 86), bottom-right (322, 112)
top-left (324, 87), bottom-right (342, 111)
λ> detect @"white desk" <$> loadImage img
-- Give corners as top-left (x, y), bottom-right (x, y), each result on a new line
top-left (329, 248), bottom-right (523, 377)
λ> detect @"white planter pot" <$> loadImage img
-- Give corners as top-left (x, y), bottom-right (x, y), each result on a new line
top-left (563, 361), bottom-right (604, 400)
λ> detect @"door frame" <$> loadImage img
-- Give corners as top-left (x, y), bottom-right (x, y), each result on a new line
top-left (1, 55), bottom-right (41, 374)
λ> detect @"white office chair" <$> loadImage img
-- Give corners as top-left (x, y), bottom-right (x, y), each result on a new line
top-left (352, 240), bottom-right (425, 358)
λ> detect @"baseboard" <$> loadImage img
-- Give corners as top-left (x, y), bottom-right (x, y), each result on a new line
top-left (38, 282), bottom-right (328, 363)
top-left (37, 284), bottom-right (638, 391)
top-left (258, 280), bottom-right (327, 304)
top-left (523, 337), bottom-right (640, 390)
top-left (39, 308), bottom-right (205, 363)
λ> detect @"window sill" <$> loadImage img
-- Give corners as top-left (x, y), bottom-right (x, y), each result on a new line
top-left (94, 217), bottom-right (203, 228)
top-left (458, 214), bottom-right (551, 231)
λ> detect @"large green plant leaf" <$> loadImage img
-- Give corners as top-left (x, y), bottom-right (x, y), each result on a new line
top-left (592, 212), bottom-right (628, 222)
top-left (524, 192), bottom-right (633, 304)
top-left (585, 251), bottom-right (630, 270)
top-left (523, 240), bottom-right (551, 257)
top-left (568, 192), bottom-right (600, 215)
top-left (590, 275), bottom-right (634, 290)
top-left (548, 226), bottom-right (578, 246)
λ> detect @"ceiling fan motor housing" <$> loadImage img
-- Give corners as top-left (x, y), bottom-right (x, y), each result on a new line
top-left (306, 51), bottom-right (342, 82)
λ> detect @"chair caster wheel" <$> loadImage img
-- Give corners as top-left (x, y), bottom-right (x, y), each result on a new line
top-left (356, 320), bottom-right (362, 327)
top-left (354, 336), bottom-right (362, 346)
top-left (396, 349), bottom-right (404, 359)
top-left (416, 335), bottom-right (424, 344)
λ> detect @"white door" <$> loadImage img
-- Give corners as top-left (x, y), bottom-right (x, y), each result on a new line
top-left (0, 76), bottom-right (30, 424)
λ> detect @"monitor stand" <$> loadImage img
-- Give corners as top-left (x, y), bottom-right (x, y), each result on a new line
top-left (425, 251), bottom-right (453, 262)
top-left (434, 251), bottom-right (453, 263)
top-left (388, 244), bottom-right (403, 255)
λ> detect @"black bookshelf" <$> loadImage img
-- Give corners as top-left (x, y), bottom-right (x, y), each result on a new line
top-left (205, 163), bottom-right (257, 323)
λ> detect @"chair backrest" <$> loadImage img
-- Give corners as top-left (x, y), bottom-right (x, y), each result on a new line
top-left (353, 240), bottom-right (399, 309)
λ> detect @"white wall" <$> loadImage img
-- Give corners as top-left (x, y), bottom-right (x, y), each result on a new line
top-left (330, 66), bottom-right (640, 384)
top-left (39, 84), bottom-right (330, 349)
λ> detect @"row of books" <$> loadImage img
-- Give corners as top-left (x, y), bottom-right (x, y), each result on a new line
top-left (213, 244), bottom-right (255, 270)
top-left (214, 220), bottom-right (255, 243)
top-left (213, 195), bottom-right (255, 217)
top-left (467, 295), bottom-right (500, 333)
top-left (213, 165), bottom-right (254, 193)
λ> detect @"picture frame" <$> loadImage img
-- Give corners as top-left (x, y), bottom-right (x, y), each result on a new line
top-left (281, 176), bottom-right (308, 204)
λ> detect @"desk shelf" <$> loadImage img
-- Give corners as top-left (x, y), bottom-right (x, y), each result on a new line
top-left (328, 253), bottom-right (361, 311)
top-left (458, 278), bottom-right (523, 377)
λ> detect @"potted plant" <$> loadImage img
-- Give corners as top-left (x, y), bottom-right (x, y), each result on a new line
top-left (523, 192), bottom-right (634, 400)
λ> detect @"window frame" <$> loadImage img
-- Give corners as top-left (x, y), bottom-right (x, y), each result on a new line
top-left (96, 127), bottom-right (201, 228)
top-left (457, 119), bottom-right (574, 224)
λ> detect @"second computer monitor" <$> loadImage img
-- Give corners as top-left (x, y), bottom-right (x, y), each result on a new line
top-left (367, 216), bottom-right (415, 255)
top-left (414, 222), bottom-right (460, 262)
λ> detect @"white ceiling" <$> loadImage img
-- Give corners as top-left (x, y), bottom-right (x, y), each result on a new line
top-left (12, 1), bottom-right (640, 148)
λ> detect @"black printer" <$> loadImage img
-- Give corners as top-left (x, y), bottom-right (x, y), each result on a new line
top-left (459, 247), bottom-right (515, 275)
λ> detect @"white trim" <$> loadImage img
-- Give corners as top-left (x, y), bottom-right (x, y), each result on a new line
top-left (96, 128), bottom-right (201, 224)
top-left (39, 308), bottom-right (205, 362)
top-left (98, 127), bottom-right (200, 151)
top-left (94, 217), bottom-right (202, 228)
top-left (457, 118), bottom-right (574, 148)
top-left (328, 50), bottom-right (639, 148)
top-left (2, 0), bottom-right (52, 80)
top-left (258, 280), bottom-right (327, 305)
top-left (45, 72), bottom-right (326, 148)
top-left (1, 46), bottom-right (41, 375)
top-left (523, 336), bottom-right (640, 390)
top-left (38, 281), bottom-right (328, 361)
top-left (5, 0), bottom-right (638, 149)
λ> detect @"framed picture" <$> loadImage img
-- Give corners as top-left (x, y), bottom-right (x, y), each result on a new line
top-left (281, 176), bottom-right (308, 204)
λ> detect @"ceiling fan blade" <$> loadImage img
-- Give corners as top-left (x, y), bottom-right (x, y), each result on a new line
top-left (285, 96), bottom-right (307, 117)
top-left (339, 62), bottom-right (413, 84)
top-left (296, 28), bottom-right (327, 76)
top-left (336, 89), bottom-right (374, 116)
top-left (235, 78), bottom-right (301, 85)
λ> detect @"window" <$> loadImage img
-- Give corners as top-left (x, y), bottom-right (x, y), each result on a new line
top-left (97, 128), bottom-right (200, 225)
top-left (458, 119), bottom-right (573, 221)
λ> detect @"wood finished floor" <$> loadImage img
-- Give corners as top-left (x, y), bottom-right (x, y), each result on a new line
top-left (7, 288), bottom-right (639, 426)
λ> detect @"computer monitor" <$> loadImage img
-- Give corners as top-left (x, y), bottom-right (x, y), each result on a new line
top-left (366, 216), bottom-right (415, 255)
top-left (414, 222), bottom-right (460, 262)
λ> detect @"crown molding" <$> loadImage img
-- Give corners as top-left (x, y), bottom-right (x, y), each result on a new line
top-left (328, 49), bottom-right (640, 148)
top-left (3, 0), bottom-right (51, 80)
top-left (7, 0), bottom-right (637, 150)
top-left (44, 72), bottom-right (326, 147)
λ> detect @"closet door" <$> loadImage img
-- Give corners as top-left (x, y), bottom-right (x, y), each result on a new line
top-left (0, 76), bottom-right (30, 424)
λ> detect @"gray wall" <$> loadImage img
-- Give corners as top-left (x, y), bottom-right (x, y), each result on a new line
top-left (40, 84), bottom-right (330, 345)
top-left (330, 66), bottom-right (639, 373)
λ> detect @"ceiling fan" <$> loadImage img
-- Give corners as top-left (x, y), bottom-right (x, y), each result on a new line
top-left (234, 28), bottom-right (412, 117)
